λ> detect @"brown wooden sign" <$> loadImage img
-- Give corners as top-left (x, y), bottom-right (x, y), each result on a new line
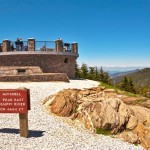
top-left (0, 89), bottom-right (30, 138)
top-left (0, 89), bottom-right (30, 113)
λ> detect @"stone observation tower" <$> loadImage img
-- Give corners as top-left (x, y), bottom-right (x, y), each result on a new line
top-left (0, 38), bottom-right (78, 82)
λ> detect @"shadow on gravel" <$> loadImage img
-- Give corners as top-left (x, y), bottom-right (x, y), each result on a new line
top-left (0, 128), bottom-right (45, 138)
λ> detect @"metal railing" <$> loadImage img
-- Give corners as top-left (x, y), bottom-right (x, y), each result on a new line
top-left (63, 42), bottom-right (72, 52)
top-left (11, 41), bottom-right (28, 51)
top-left (10, 41), bottom-right (56, 51)
top-left (6, 40), bottom-right (76, 53)
top-left (35, 41), bottom-right (55, 51)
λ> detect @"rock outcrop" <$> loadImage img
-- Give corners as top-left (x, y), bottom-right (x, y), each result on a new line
top-left (43, 86), bottom-right (150, 149)
top-left (141, 100), bottom-right (150, 109)
top-left (50, 89), bottom-right (79, 117)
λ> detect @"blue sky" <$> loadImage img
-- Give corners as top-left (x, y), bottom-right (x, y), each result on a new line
top-left (0, 0), bottom-right (150, 67)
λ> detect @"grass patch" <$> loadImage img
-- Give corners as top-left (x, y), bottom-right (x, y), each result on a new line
top-left (123, 91), bottom-right (139, 97)
top-left (96, 127), bottom-right (112, 136)
top-left (133, 99), bottom-right (148, 105)
top-left (100, 82), bottom-right (141, 98)
top-left (100, 82), bottom-right (120, 91)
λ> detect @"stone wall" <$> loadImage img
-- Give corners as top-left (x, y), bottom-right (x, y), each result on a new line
top-left (0, 73), bottom-right (69, 82)
top-left (0, 52), bottom-right (78, 78)
top-left (0, 66), bottom-right (42, 75)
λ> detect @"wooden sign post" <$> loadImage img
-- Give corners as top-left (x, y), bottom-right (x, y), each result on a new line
top-left (19, 113), bottom-right (28, 138)
top-left (0, 89), bottom-right (30, 138)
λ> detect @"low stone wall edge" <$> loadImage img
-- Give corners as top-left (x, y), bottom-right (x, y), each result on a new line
top-left (0, 73), bottom-right (69, 82)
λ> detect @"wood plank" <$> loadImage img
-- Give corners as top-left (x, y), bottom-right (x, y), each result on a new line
top-left (19, 113), bottom-right (28, 138)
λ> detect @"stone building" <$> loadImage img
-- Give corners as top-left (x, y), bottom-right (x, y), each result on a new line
top-left (0, 38), bottom-right (79, 82)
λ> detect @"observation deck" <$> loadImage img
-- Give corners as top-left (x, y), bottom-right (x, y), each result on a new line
top-left (0, 38), bottom-right (78, 79)
top-left (0, 38), bottom-right (78, 55)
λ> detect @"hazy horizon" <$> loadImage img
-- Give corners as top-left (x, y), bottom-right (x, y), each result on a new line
top-left (77, 63), bottom-right (149, 68)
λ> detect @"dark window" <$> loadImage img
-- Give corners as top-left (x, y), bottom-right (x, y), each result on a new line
top-left (17, 69), bottom-right (26, 75)
top-left (64, 58), bottom-right (69, 63)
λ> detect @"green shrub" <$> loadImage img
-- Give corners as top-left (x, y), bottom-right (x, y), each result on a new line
top-left (96, 128), bottom-right (112, 136)
top-left (133, 99), bottom-right (148, 104)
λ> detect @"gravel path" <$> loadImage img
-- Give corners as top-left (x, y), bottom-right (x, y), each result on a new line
top-left (0, 80), bottom-right (144, 150)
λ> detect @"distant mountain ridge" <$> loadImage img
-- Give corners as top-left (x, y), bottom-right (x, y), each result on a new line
top-left (112, 68), bottom-right (150, 88)
top-left (103, 66), bottom-right (144, 73)
top-left (109, 69), bottom-right (139, 78)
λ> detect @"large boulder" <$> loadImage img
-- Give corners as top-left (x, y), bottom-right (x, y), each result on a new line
top-left (43, 86), bottom-right (150, 149)
top-left (49, 89), bottom-right (79, 117)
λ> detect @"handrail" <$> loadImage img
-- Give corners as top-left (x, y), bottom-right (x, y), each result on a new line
top-left (1, 39), bottom-right (77, 53)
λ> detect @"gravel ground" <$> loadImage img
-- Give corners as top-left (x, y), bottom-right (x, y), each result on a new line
top-left (0, 80), bottom-right (144, 150)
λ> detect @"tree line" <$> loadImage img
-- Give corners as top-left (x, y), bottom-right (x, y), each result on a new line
top-left (75, 62), bottom-right (139, 95)
top-left (75, 62), bottom-right (111, 84)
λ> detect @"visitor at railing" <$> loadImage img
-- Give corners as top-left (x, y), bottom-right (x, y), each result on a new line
top-left (15, 38), bottom-right (24, 51)
top-left (40, 45), bottom-right (46, 51)
top-left (63, 43), bottom-right (72, 52)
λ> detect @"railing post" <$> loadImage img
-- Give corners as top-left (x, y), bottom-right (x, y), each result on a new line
top-left (28, 38), bottom-right (35, 51)
top-left (2, 40), bottom-right (11, 52)
top-left (55, 38), bottom-right (63, 52)
top-left (72, 42), bottom-right (78, 53)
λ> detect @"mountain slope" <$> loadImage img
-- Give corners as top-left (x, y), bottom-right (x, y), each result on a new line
top-left (113, 68), bottom-right (150, 88)
top-left (110, 69), bottom-right (139, 78)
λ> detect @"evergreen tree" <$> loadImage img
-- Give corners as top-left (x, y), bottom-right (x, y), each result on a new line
top-left (99, 67), bottom-right (105, 82)
top-left (122, 76), bottom-right (129, 91)
top-left (119, 76), bottom-right (136, 94)
top-left (129, 78), bottom-right (136, 94)
top-left (89, 67), bottom-right (96, 80)
top-left (75, 61), bottom-right (81, 78)
top-left (99, 67), bottom-right (111, 84)
top-left (103, 72), bottom-right (111, 84)
top-left (80, 63), bottom-right (88, 79)
top-left (95, 67), bottom-right (99, 81)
